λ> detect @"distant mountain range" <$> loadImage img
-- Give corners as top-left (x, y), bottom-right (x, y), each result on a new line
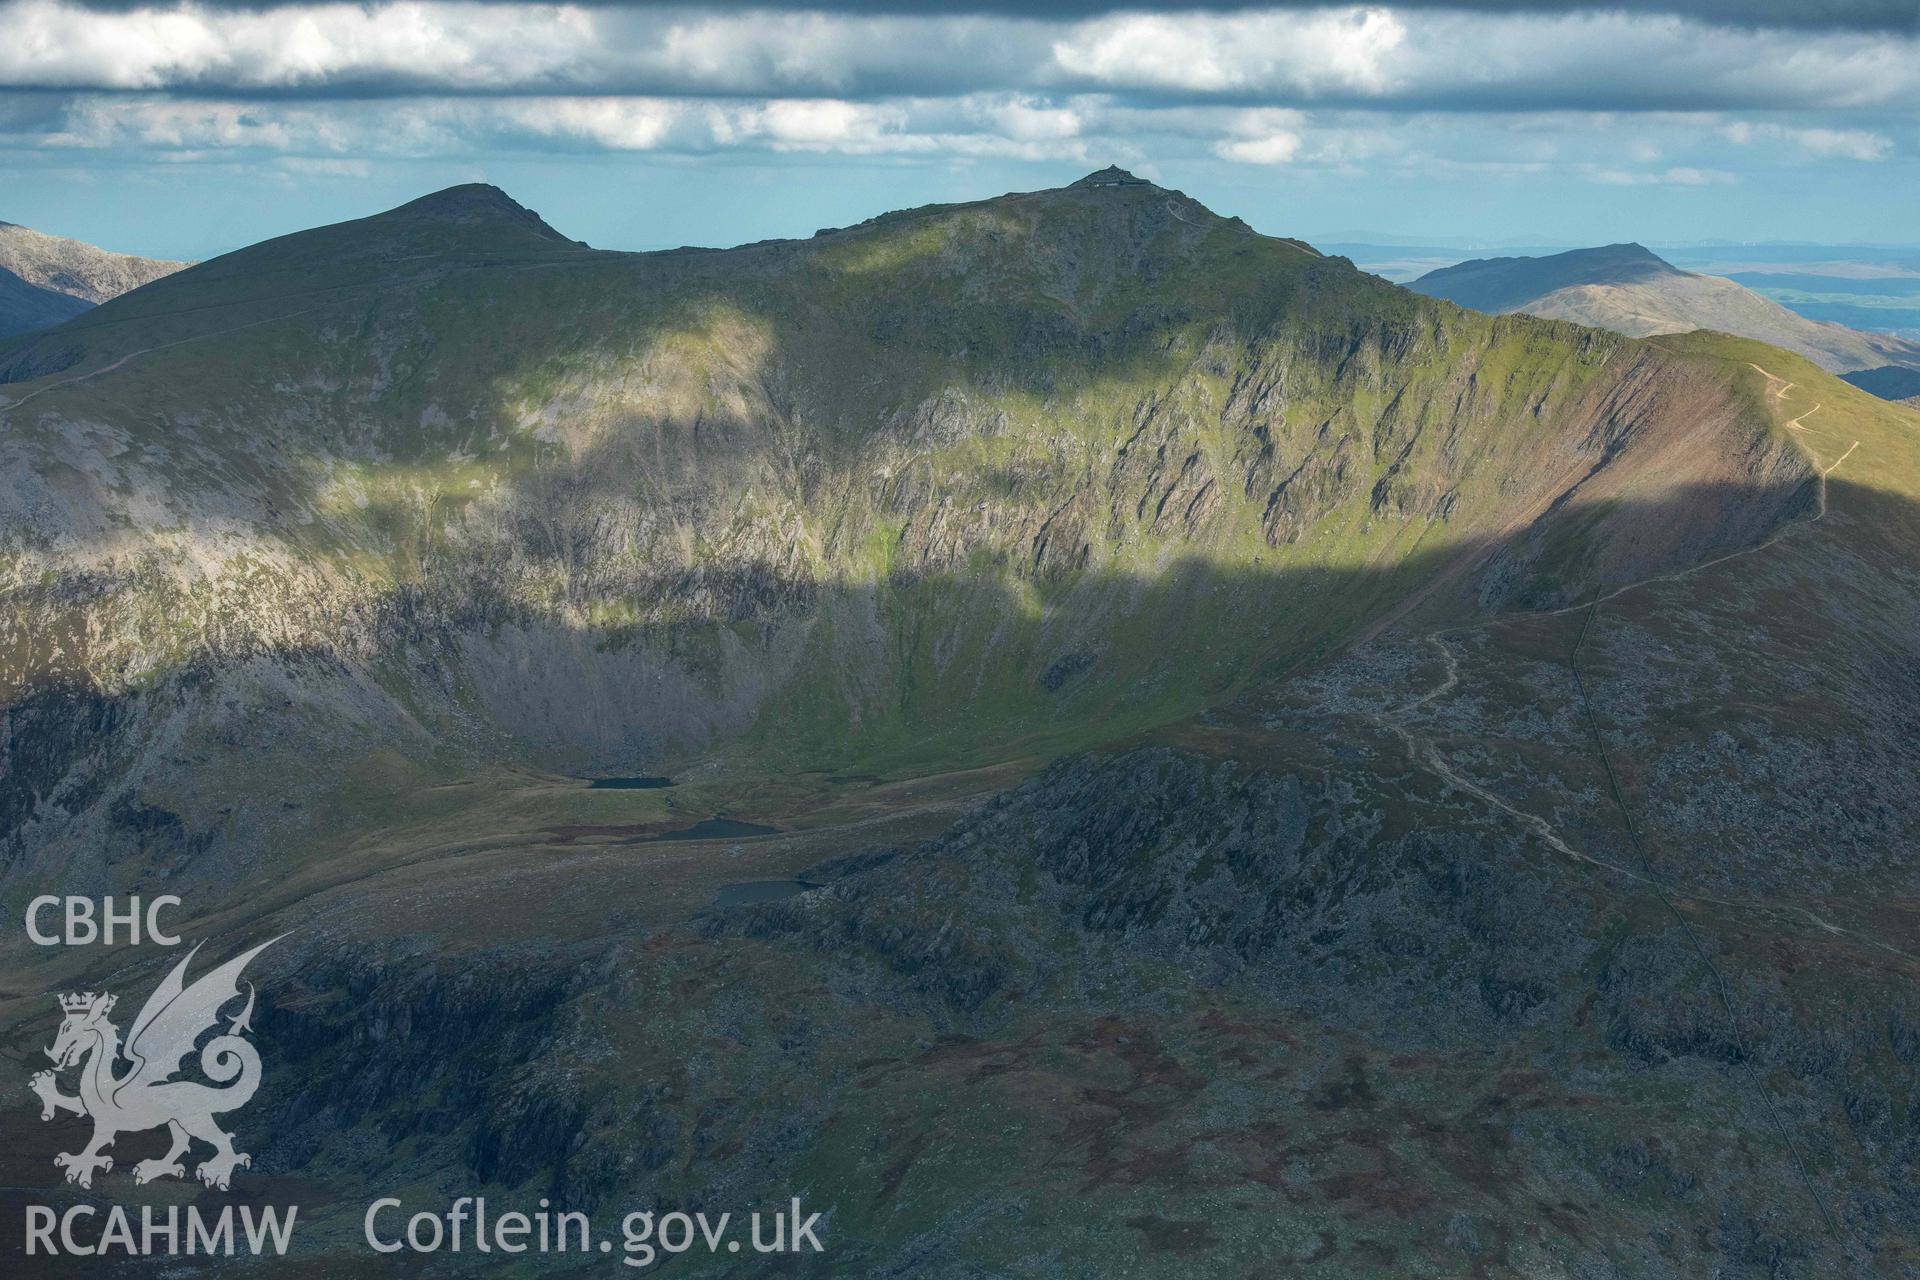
top-left (0, 220), bottom-right (187, 338)
top-left (1406, 242), bottom-right (1920, 397)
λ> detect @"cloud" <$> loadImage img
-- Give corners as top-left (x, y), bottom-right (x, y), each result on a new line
top-left (2, 2), bottom-right (1916, 114)
top-left (275, 154), bottom-right (371, 176)
top-left (30, 97), bottom-right (363, 150)
top-left (0, 2), bottom-right (1039, 97)
top-left (0, 90), bottom-right (1107, 161)
top-left (504, 97), bottom-right (680, 150)
top-left (0, 92), bottom-right (1902, 194)
top-left (1586, 164), bottom-right (1738, 185)
top-left (1215, 133), bottom-right (1301, 164)
top-left (0, 2), bottom-right (1912, 194)
top-left (986, 95), bottom-right (1083, 143)
top-left (34, 0), bottom-right (1920, 37)
top-left (1210, 106), bottom-right (1305, 164)
top-left (0, 0), bottom-right (602, 92)
top-left (1052, 9), bottom-right (1405, 96)
top-left (1723, 120), bottom-right (1894, 159)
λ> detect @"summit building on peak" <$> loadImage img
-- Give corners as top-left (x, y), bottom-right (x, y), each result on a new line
top-left (1072, 166), bottom-right (1153, 188)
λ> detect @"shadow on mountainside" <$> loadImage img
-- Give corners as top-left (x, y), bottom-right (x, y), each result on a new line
top-left (0, 474), bottom-right (1838, 884)
top-left (0, 476), bottom-right (1916, 1278)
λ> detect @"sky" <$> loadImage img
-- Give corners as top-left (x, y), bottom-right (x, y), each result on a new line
top-left (2, 0), bottom-right (1916, 261)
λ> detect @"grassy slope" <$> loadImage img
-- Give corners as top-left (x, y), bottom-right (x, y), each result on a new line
top-left (0, 183), bottom-right (1794, 789)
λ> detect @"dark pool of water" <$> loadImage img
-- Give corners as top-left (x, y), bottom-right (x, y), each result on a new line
top-left (711, 879), bottom-right (814, 908)
top-left (651, 817), bottom-right (780, 842)
top-left (586, 776), bottom-right (674, 789)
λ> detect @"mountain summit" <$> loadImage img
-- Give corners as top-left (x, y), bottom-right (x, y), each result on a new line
top-left (1409, 242), bottom-right (1679, 313)
top-left (376, 182), bottom-right (578, 243)
top-left (1071, 165), bottom-right (1154, 188)
top-left (1409, 240), bottom-right (1920, 381)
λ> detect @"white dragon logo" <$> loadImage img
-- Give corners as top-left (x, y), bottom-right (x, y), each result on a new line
top-left (30, 937), bottom-right (280, 1191)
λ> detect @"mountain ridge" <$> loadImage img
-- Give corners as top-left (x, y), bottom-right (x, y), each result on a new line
top-left (1412, 241), bottom-right (1681, 311)
top-left (374, 182), bottom-right (583, 243)
top-left (0, 218), bottom-right (188, 338)
top-left (1408, 240), bottom-right (1920, 384)
top-left (0, 174), bottom-right (1821, 793)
